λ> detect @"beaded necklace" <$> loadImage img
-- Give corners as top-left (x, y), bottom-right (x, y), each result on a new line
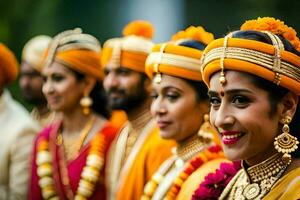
top-left (141, 145), bottom-right (224, 200)
top-left (36, 122), bottom-right (107, 199)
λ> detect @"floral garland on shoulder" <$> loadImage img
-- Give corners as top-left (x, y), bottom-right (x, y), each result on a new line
top-left (192, 160), bottom-right (241, 200)
top-left (36, 130), bottom-right (106, 200)
top-left (142, 145), bottom-right (225, 200)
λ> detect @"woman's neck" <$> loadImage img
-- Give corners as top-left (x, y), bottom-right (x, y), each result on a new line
top-left (175, 133), bottom-right (211, 161)
top-left (61, 107), bottom-right (93, 134)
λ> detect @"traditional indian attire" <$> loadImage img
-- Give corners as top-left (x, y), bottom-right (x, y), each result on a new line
top-left (0, 43), bottom-right (39, 200)
top-left (142, 26), bottom-right (227, 200)
top-left (22, 35), bottom-right (56, 127)
top-left (29, 29), bottom-right (117, 200)
top-left (200, 17), bottom-right (300, 199)
top-left (103, 21), bottom-right (176, 200)
top-left (29, 120), bottom-right (117, 200)
top-left (109, 110), bottom-right (127, 130)
top-left (0, 90), bottom-right (40, 200)
top-left (106, 110), bottom-right (176, 200)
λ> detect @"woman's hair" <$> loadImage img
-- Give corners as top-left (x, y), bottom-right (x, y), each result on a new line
top-left (177, 39), bottom-right (209, 102)
top-left (70, 69), bottom-right (111, 119)
top-left (232, 30), bottom-right (300, 157)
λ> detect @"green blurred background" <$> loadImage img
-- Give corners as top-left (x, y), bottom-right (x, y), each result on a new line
top-left (1, 0), bottom-right (300, 110)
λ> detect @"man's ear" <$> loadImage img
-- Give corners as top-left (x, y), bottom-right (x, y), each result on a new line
top-left (280, 91), bottom-right (299, 119)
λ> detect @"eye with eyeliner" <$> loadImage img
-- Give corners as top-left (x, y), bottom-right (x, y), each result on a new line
top-left (52, 74), bottom-right (65, 82)
top-left (231, 95), bottom-right (251, 107)
top-left (209, 95), bottom-right (221, 109)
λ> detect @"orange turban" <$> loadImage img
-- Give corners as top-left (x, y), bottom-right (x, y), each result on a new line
top-left (200, 17), bottom-right (300, 95)
top-left (44, 28), bottom-right (103, 80)
top-left (146, 26), bottom-right (214, 81)
top-left (0, 43), bottom-right (19, 85)
top-left (101, 20), bottom-right (154, 73)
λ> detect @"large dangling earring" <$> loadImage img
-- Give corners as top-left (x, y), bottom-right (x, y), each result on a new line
top-left (80, 92), bottom-right (93, 115)
top-left (198, 114), bottom-right (213, 143)
top-left (274, 116), bottom-right (299, 164)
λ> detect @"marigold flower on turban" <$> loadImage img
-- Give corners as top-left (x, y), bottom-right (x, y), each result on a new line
top-left (201, 17), bottom-right (300, 95)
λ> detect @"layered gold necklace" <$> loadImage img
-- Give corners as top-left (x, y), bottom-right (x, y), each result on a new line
top-left (220, 153), bottom-right (290, 200)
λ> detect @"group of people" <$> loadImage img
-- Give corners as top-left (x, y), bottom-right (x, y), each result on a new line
top-left (0, 17), bottom-right (299, 200)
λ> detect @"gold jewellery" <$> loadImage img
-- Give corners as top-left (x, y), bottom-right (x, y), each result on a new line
top-left (36, 120), bottom-right (106, 200)
top-left (274, 116), bottom-right (299, 163)
top-left (57, 115), bottom-right (96, 160)
top-left (220, 152), bottom-right (290, 200)
top-left (80, 92), bottom-right (93, 115)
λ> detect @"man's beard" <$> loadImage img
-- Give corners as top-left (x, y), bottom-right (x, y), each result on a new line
top-left (106, 85), bottom-right (148, 112)
top-left (21, 89), bottom-right (46, 106)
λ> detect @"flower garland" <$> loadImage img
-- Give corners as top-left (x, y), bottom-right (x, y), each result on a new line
top-left (141, 145), bottom-right (224, 200)
top-left (191, 161), bottom-right (241, 200)
top-left (240, 17), bottom-right (300, 52)
top-left (36, 131), bottom-right (106, 199)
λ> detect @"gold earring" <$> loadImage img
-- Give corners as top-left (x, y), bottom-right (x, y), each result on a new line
top-left (80, 93), bottom-right (93, 115)
top-left (274, 116), bottom-right (299, 164)
top-left (198, 114), bottom-right (213, 143)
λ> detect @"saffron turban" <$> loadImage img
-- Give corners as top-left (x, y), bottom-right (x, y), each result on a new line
top-left (101, 20), bottom-right (154, 73)
top-left (0, 43), bottom-right (18, 84)
top-left (22, 35), bottom-right (52, 71)
top-left (146, 26), bottom-right (214, 81)
top-left (44, 28), bottom-right (103, 80)
top-left (200, 17), bottom-right (300, 95)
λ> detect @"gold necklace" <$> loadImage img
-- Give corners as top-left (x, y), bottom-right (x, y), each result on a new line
top-left (36, 124), bottom-right (107, 200)
top-left (223, 153), bottom-right (290, 200)
top-left (141, 134), bottom-right (213, 200)
top-left (57, 115), bottom-right (96, 160)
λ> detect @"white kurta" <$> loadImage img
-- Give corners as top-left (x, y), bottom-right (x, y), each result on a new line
top-left (0, 90), bottom-right (39, 200)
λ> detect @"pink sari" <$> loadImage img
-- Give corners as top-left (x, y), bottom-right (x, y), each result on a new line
top-left (29, 121), bottom-right (117, 200)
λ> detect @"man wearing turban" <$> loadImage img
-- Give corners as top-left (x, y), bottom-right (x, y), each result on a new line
top-left (19, 35), bottom-right (56, 127)
top-left (0, 43), bottom-right (39, 199)
top-left (103, 20), bottom-right (175, 200)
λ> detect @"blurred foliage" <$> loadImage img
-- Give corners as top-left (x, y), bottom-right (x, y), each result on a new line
top-left (1, 0), bottom-right (299, 110)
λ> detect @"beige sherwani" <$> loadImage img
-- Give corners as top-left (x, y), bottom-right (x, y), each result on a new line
top-left (0, 90), bottom-right (39, 200)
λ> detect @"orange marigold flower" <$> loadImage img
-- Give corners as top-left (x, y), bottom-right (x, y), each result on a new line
top-left (171, 26), bottom-right (214, 45)
top-left (241, 17), bottom-right (300, 52)
top-left (123, 20), bottom-right (154, 39)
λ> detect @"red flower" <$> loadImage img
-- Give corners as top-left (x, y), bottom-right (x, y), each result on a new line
top-left (192, 161), bottom-right (241, 200)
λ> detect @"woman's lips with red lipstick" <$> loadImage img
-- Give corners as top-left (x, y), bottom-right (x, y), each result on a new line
top-left (220, 131), bottom-right (243, 145)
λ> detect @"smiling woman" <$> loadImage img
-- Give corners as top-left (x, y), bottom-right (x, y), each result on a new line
top-left (141, 26), bottom-right (228, 200)
top-left (29, 29), bottom-right (118, 200)
top-left (201, 17), bottom-right (300, 199)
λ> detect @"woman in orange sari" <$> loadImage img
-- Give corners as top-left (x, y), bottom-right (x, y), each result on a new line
top-left (200, 17), bottom-right (300, 199)
top-left (141, 26), bottom-right (227, 200)
top-left (29, 29), bottom-right (118, 200)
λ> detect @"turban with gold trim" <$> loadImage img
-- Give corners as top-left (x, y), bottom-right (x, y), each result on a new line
top-left (145, 26), bottom-right (214, 81)
top-left (101, 20), bottom-right (154, 73)
top-left (44, 28), bottom-right (103, 80)
top-left (22, 35), bottom-right (52, 72)
top-left (0, 43), bottom-right (18, 85)
top-left (200, 17), bottom-right (300, 95)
